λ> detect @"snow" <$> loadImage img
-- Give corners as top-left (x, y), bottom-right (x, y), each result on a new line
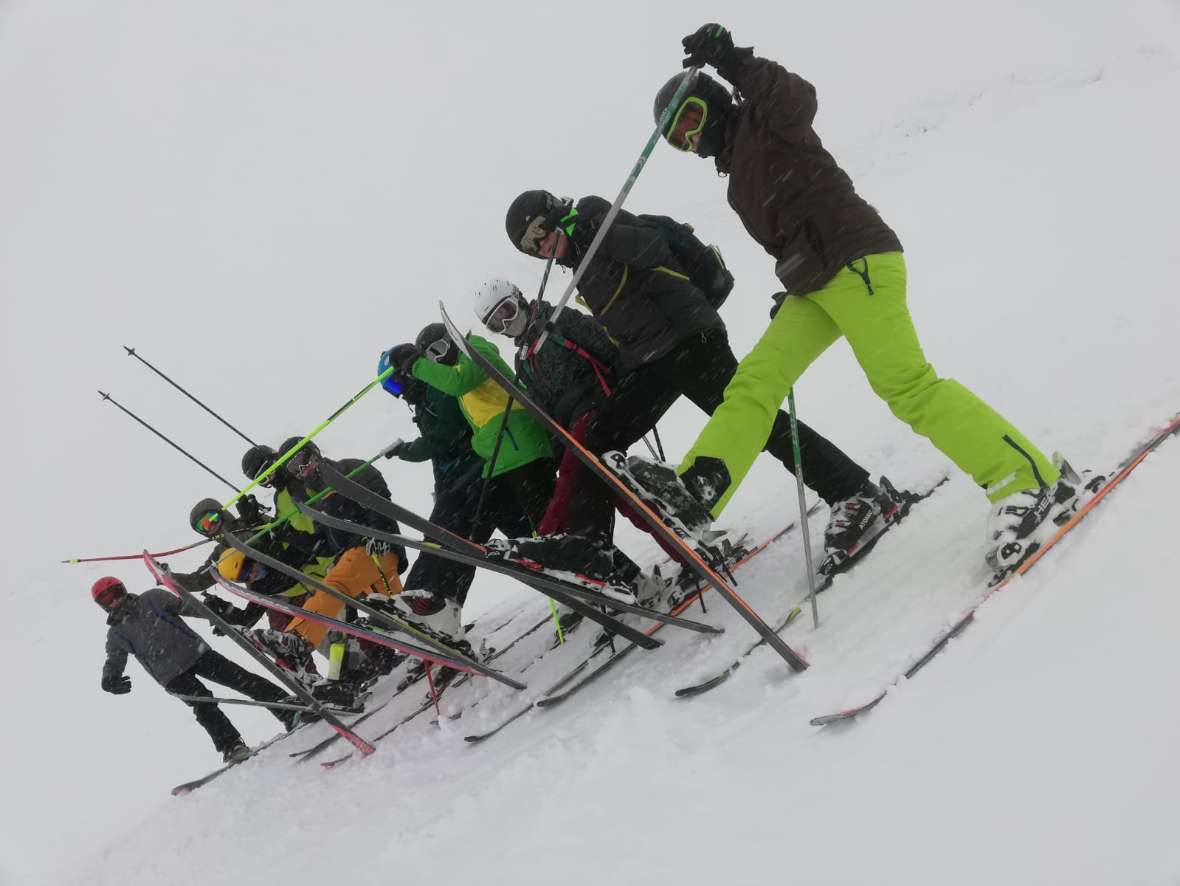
top-left (2, 1), bottom-right (1180, 884)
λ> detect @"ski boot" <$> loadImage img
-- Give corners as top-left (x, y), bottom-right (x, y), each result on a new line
top-left (484, 534), bottom-right (639, 606)
top-left (985, 458), bottom-right (1106, 581)
top-left (222, 740), bottom-right (252, 764)
top-left (374, 590), bottom-right (476, 656)
top-left (249, 628), bottom-right (319, 689)
top-left (602, 452), bottom-right (717, 544)
top-left (817, 478), bottom-right (902, 579)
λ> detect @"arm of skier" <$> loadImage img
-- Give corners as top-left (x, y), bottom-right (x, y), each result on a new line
top-left (725, 54), bottom-right (817, 130)
top-left (411, 354), bottom-right (486, 396)
top-left (101, 638), bottom-right (131, 694)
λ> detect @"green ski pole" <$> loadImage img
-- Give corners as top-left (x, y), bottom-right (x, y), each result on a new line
top-left (221, 366), bottom-right (397, 512)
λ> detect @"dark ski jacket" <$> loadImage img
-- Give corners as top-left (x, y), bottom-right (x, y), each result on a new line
top-left (296, 458), bottom-right (408, 570)
top-left (411, 335), bottom-right (553, 479)
top-left (513, 301), bottom-right (621, 428)
top-left (103, 588), bottom-right (209, 687)
top-left (392, 385), bottom-right (483, 488)
top-left (556, 196), bottom-right (724, 370)
top-left (714, 55), bottom-right (903, 295)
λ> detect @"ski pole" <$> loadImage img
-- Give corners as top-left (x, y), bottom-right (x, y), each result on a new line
top-left (63, 538), bottom-right (211, 565)
top-left (99, 391), bottom-right (242, 494)
top-left (786, 388), bottom-right (820, 628)
top-left (533, 68), bottom-right (699, 354)
top-left (473, 403), bottom-right (513, 531)
top-left (651, 425), bottom-right (666, 462)
top-left (223, 366), bottom-right (398, 511)
top-left (124, 346), bottom-right (257, 446)
top-left (168, 694), bottom-right (353, 715)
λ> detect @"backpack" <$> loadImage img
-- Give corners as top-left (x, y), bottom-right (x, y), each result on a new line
top-left (637, 214), bottom-right (735, 310)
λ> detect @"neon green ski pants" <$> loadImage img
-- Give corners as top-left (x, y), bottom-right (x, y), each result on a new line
top-left (680, 252), bottom-right (1058, 515)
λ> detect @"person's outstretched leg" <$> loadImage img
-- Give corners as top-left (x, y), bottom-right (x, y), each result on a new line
top-left (676, 299), bottom-right (843, 516)
top-left (165, 667), bottom-right (246, 754)
top-left (656, 328), bottom-right (868, 505)
top-left (812, 253), bottom-right (1058, 502)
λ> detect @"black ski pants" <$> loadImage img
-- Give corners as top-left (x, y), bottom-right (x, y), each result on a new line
top-left (403, 465), bottom-right (483, 606)
top-left (164, 648), bottom-right (289, 753)
top-left (570, 328), bottom-right (868, 536)
top-left (408, 458), bottom-right (556, 606)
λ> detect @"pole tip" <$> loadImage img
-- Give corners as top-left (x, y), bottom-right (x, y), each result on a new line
top-left (98, 390), bottom-right (110, 400)
top-left (123, 346), bottom-right (135, 356)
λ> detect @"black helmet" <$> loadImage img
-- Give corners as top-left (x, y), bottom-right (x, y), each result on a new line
top-left (241, 444), bottom-right (278, 485)
top-left (190, 497), bottom-right (230, 538)
top-left (278, 436), bottom-right (322, 482)
top-left (652, 70), bottom-right (733, 158)
top-left (505, 189), bottom-right (564, 256)
top-left (415, 322), bottom-right (458, 366)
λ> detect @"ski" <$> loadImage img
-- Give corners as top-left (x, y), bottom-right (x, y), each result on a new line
top-left (168, 693), bottom-right (361, 716)
top-left (171, 728), bottom-right (299, 796)
top-left (810, 412), bottom-right (1180, 727)
top-left (314, 463), bottom-right (665, 650)
top-left (675, 475), bottom-right (950, 699)
top-left (298, 498), bottom-right (719, 636)
top-left (209, 569), bottom-right (508, 685)
top-left (219, 529), bottom-right (525, 691)
top-left (290, 611), bottom-right (556, 762)
top-left (439, 304), bottom-right (809, 674)
top-left (538, 510), bottom-right (823, 709)
top-left (144, 553), bottom-right (376, 759)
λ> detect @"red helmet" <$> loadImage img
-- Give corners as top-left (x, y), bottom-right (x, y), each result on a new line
top-left (91, 576), bottom-right (127, 610)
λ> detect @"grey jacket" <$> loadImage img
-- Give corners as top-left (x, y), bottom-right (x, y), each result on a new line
top-left (103, 588), bottom-right (209, 687)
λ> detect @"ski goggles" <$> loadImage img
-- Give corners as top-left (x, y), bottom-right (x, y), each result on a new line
top-left (286, 447), bottom-right (320, 480)
top-left (94, 583), bottom-right (126, 610)
top-left (664, 97), bottom-right (708, 152)
top-left (518, 215), bottom-right (549, 256)
top-left (423, 338), bottom-right (451, 362)
top-left (196, 510), bottom-right (223, 535)
top-left (485, 297), bottom-right (521, 335)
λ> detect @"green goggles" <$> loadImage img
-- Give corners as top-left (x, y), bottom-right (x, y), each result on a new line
top-left (664, 97), bottom-right (708, 153)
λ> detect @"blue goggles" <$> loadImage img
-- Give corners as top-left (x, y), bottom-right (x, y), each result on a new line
top-left (378, 349), bottom-right (404, 397)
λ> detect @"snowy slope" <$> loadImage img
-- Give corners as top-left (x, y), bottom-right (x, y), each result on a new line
top-left (2, 1), bottom-right (1180, 884)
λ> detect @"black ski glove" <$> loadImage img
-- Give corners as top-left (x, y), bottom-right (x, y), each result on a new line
top-left (102, 674), bottom-right (132, 695)
top-left (681, 24), bottom-right (753, 76)
top-left (201, 594), bottom-right (233, 618)
top-left (769, 291), bottom-right (788, 319)
top-left (236, 494), bottom-right (267, 526)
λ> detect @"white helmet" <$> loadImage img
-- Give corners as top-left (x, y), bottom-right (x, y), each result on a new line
top-left (474, 279), bottom-right (528, 337)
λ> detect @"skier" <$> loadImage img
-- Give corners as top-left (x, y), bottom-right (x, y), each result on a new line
top-left (378, 343), bottom-right (484, 610)
top-left (635, 24), bottom-right (1099, 574)
top-left (504, 188), bottom-right (896, 574)
top-left (472, 279), bottom-right (695, 609)
top-left (388, 323), bottom-right (558, 628)
top-left (268, 437), bottom-right (410, 702)
top-left (93, 575), bottom-right (299, 763)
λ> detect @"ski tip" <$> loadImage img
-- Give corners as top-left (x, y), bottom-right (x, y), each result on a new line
top-left (674, 670), bottom-right (732, 698)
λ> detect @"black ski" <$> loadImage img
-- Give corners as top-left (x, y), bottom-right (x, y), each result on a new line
top-left (298, 497), bottom-right (719, 636)
top-left (314, 463), bottom-right (665, 650)
top-left (219, 529), bottom-right (525, 691)
top-left (439, 304), bottom-right (809, 674)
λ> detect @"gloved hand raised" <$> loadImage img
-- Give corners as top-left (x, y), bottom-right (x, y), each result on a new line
top-left (681, 24), bottom-right (752, 76)
top-left (102, 674), bottom-right (132, 695)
